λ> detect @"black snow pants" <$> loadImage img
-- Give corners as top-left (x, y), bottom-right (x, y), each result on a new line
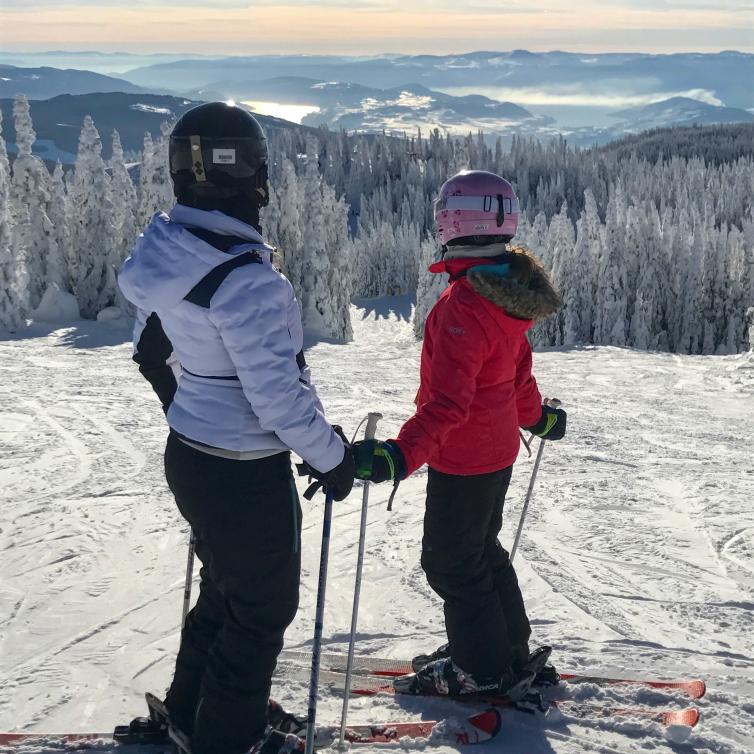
top-left (421, 465), bottom-right (531, 679)
top-left (163, 432), bottom-right (302, 754)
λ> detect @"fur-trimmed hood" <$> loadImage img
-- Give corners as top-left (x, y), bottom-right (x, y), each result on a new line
top-left (430, 248), bottom-right (561, 322)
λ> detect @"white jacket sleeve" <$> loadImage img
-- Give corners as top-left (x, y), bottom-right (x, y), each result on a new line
top-left (209, 266), bottom-right (345, 473)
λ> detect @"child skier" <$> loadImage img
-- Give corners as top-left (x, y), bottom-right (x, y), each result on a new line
top-left (118, 102), bottom-right (354, 754)
top-left (354, 170), bottom-right (566, 699)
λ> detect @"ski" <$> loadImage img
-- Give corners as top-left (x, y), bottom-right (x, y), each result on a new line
top-left (0, 732), bottom-right (121, 746)
top-left (279, 649), bottom-right (706, 699)
top-left (337, 708), bottom-right (501, 745)
top-left (276, 665), bottom-right (700, 729)
top-left (0, 711), bottom-right (500, 750)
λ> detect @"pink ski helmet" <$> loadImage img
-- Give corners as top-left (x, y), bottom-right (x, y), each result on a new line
top-left (434, 170), bottom-right (519, 246)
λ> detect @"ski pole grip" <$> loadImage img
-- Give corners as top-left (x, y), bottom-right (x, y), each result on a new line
top-left (545, 397), bottom-right (562, 409)
top-left (364, 411), bottom-right (382, 441)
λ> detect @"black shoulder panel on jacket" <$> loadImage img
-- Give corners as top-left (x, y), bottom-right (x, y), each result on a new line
top-left (184, 251), bottom-right (262, 308)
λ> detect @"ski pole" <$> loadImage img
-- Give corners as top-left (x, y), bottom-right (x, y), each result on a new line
top-left (181, 529), bottom-right (196, 628)
top-left (338, 411), bottom-right (382, 748)
top-left (305, 487), bottom-right (336, 754)
top-left (510, 398), bottom-right (562, 564)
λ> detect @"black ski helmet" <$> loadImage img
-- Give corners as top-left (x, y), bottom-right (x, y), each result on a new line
top-left (169, 102), bottom-right (269, 207)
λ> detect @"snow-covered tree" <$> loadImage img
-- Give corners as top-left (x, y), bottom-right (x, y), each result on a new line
top-left (629, 203), bottom-right (670, 350)
top-left (413, 236), bottom-right (446, 338)
top-left (67, 115), bottom-right (116, 318)
top-left (47, 162), bottom-right (70, 293)
top-left (109, 130), bottom-right (139, 312)
top-left (9, 94), bottom-right (59, 309)
top-left (138, 123), bottom-right (174, 226)
top-left (594, 186), bottom-right (628, 346)
top-left (0, 109), bottom-right (23, 332)
top-left (557, 204), bottom-right (596, 346)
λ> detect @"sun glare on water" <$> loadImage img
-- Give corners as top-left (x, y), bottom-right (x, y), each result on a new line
top-left (242, 100), bottom-right (321, 124)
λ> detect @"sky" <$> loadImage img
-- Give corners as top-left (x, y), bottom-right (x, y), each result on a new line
top-left (0, 0), bottom-right (752, 55)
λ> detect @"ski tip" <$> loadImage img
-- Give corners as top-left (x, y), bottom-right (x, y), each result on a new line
top-left (467, 709), bottom-right (502, 740)
top-left (689, 680), bottom-right (706, 700)
top-left (663, 708), bottom-right (700, 728)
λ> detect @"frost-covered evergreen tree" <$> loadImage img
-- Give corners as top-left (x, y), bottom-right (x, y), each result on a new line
top-left (264, 158), bottom-right (304, 287)
top-left (321, 180), bottom-right (353, 341)
top-left (11, 204), bottom-right (31, 317)
top-left (675, 209), bottom-right (704, 354)
top-left (264, 147), bottom-right (352, 341)
top-left (9, 94), bottom-right (59, 309)
top-left (542, 203), bottom-right (574, 346)
top-left (0, 109), bottom-right (23, 332)
top-left (299, 138), bottom-right (334, 337)
top-left (137, 130), bottom-right (173, 225)
top-left (413, 236), bottom-right (446, 338)
top-left (67, 116), bottom-right (116, 318)
top-left (109, 130), bottom-right (139, 311)
top-left (629, 204), bottom-right (670, 350)
top-left (594, 186), bottom-right (628, 346)
top-left (47, 162), bottom-right (70, 293)
top-left (557, 207), bottom-right (596, 345)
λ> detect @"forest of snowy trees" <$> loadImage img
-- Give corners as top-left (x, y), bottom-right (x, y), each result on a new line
top-left (1, 93), bottom-right (752, 355)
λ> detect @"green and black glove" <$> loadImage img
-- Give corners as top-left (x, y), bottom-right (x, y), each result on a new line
top-left (523, 405), bottom-right (567, 441)
top-left (352, 439), bottom-right (407, 484)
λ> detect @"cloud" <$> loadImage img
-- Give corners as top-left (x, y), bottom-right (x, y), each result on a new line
top-left (439, 85), bottom-right (724, 107)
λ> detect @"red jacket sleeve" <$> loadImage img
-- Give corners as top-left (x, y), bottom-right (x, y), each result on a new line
top-left (393, 296), bottom-right (490, 476)
top-left (515, 338), bottom-right (543, 428)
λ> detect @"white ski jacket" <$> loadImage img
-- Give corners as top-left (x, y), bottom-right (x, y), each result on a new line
top-left (118, 204), bottom-right (345, 473)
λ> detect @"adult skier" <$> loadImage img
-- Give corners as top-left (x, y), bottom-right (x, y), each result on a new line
top-left (118, 102), bottom-right (354, 754)
top-left (353, 170), bottom-right (566, 699)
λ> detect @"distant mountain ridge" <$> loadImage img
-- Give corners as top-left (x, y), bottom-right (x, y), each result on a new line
top-left (0, 64), bottom-right (151, 99)
top-left (0, 92), bottom-right (299, 163)
top-left (122, 50), bottom-right (754, 111)
top-left (612, 97), bottom-right (754, 129)
top-left (188, 76), bottom-right (546, 136)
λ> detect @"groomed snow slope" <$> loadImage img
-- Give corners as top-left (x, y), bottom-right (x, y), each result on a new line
top-left (1, 297), bottom-right (753, 754)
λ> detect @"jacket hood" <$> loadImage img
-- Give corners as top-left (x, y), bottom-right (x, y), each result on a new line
top-left (118, 204), bottom-right (273, 312)
top-left (430, 251), bottom-right (561, 322)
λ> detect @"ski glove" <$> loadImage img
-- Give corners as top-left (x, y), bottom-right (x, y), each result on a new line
top-left (297, 425), bottom-right (355, 501)
top-left (523, 405), bottom-right (567, 441)
top-left (353, 439), bottom-right (407, 484)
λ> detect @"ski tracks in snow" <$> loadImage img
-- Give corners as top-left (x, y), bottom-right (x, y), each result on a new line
top-left (1, 311), bottom-right (753, 753)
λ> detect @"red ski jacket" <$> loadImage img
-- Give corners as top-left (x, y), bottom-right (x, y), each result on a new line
top-left (393, 255), bottom-right (559, 476)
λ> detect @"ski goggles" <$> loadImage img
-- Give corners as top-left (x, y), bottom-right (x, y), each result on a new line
top-left (434, 194), bottom-right (519, 215)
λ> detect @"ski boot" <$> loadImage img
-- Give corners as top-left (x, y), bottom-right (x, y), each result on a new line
top-left (251, 727), bottom-right (306, 754)
top-left (267, 699), bottom-right (308, 737)
top-left (411, 642), bottom-right (449, 672)
top-left (412, 643), bottom-right (559, 688)
top-left (521, 646), bottom-right (559, 688)
top-left (113, 692), bottom-right (171, 745)
top-left (394, 657), bottom-right (536, 702)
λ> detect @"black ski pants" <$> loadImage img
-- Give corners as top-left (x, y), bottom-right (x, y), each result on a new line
top-left (163, 433), bottom-right (302, 754)
top-left (421, 465), bottom-right (531, 679)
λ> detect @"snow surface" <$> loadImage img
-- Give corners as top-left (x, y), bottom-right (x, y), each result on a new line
top-left (30, 286), bottom-right (79, 324)
top-left (1, 297), bottom-right (753, 754)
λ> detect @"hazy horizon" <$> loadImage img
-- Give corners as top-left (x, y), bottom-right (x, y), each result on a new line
top-left (1, 0), bottom-right (752, 56)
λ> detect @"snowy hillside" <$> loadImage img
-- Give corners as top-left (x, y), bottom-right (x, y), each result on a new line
top-left (1, 299), bottom-right (753, 753)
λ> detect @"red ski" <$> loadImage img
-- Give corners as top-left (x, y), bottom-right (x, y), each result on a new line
top-left (338, 708), bottom-right (501, 745)
top-left (276, 666), bottom-right (701, 730)
top-left (0, 733), bottom-right (116, 746)
top-left (0, 710), bottom-right (501, 750)
top-left (280, 649), bottom-right (706, 699)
